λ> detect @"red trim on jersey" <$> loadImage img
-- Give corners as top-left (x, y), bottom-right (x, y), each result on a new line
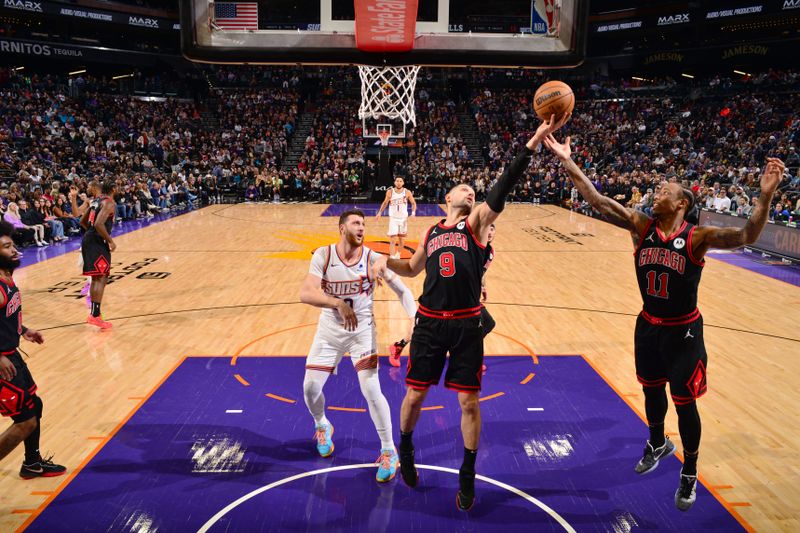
top-left (464, 217), bottom-right (486, 250)
top-left (335, 244), bottom-right (364, 267)
top-left (417, 304), bottom-right (482, 319)
top-left (637, 375), bottom-right (668, 387)
top-left (445, 381), bottom-right (480, 393)
top-left (0, 349), bottom-right (17, 356)
top-left (305, 365), bottom-right (335, 374)
top-left (436, 218), bottom-right (464, 230)
top-left (686, 226), bottom-right (706, 267)
top-left (633, 217), bottom-right (655, 257)
top-left (656, 220), bottom-right (687, 243)
top-left (0, 284), bottom-right (8, 308)
top-left (672, 391), bottom-right (706, 405)
top-left (641, 308), bottom-right (700, 326)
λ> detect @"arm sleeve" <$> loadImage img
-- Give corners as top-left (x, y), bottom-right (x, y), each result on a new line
top-left (385, 271), bottom-right (417, 318)
top-left (486, 147), bottom-right (534, 213)
top-left (309, 246), bottom-right (328, 277)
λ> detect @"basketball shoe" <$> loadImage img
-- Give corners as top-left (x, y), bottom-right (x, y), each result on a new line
top-left (389, 339), bottom-right (407, 367)
top-left (376, 448), bottom-right (399, 482)
top-left (635, 436), bottom-right (675, 474)
top-left (20, 455), bottom-right (67, 479)
top-left (675, 473), bottom-right (697, 511)
top-left (313, 422), bottom-right (334, 458)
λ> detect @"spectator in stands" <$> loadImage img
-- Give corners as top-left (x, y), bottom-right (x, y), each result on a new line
top-left (18, 200), bottom-right (50, 244)
top-left (4, 202), bottom-right (44, 246)
top-left (772, 203), bottom-right (791, 222)
top-left (36, 199), bottom-right (65, 242)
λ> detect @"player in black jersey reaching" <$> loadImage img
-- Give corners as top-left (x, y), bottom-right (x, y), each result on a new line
top-left (544, 131), bottom-right (784, 512)
top-left (0, 221), bottom-right (67, 479)
top-left (80, 180), bottom-right (117, 330)
top-left (374, 114), bottom-right (569, 511)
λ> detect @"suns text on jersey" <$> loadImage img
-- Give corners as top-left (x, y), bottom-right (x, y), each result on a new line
top-left (322, 277), bottom-right (373, 297)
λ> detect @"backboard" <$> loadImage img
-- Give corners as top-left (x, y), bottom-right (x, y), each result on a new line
top-left (180, 0), bottom-right (588, 68)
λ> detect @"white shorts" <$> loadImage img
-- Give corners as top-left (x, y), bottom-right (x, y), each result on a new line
top-left (305, 322), bottom-right (378, 374)
top-left (387, 217), bottom-right (408, 237)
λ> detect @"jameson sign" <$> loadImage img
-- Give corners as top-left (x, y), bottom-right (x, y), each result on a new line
top-left (1, 0), bottom-right (176, 30)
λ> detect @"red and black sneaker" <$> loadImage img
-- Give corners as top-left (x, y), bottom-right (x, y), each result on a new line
top-left (20, 456), bottom-right (67, 479)
top-left (389, 339), bottom-right (407, 367)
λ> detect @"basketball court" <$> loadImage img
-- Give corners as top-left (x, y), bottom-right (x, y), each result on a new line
top-left (1, 203), bottom-right (797, 531)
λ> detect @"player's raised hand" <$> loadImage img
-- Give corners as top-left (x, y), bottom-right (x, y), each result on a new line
top-left (336, 300), bottom-right (358, 331)
top-left (370, 254), bottom-right (388, 281)
top-left (759, 157), bottom-right (785, 195)
top-left (530, 113), bottom-right (571, 148)
top-left (543, 134), bottom-right (572, 161)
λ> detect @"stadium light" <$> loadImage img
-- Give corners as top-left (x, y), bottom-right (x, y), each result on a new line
top-left (631, 76), bottom-right (647, 81)
top-left (681, 73), bottom-right (695, 79)
top-left (733, 70), bottom-right (750, 76)
top-left (112, 73), bottom-right (134, 80)
top-left (69, 69), bottom-right (87, 76)
top-left (13, 66), bottom-right (24, 71)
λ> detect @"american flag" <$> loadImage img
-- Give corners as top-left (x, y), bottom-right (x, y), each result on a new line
top-left (214, 2), bottom-right (258, 31)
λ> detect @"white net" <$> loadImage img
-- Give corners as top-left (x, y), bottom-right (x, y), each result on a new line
top-left (358, 65), bottom-right (420, 128)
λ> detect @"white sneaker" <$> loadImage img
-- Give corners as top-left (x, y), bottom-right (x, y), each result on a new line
top-left (675, 474), bottom-right (697, 511)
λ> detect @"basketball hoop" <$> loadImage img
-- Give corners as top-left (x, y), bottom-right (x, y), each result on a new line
top-left (378, 129), bottom-right (391, 147)
top-left (358, 65), bottom-right (420, 128)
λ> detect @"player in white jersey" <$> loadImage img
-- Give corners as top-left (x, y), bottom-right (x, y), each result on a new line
top-left (299, 209), bottom-right (415, 483)
top-left (376, 177), bottom-right (416, 259)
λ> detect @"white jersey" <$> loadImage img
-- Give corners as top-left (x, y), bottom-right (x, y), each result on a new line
top-left (309, 244), bottom-right (377, 332)
top-left (389, 188), bottom-right (409, 219)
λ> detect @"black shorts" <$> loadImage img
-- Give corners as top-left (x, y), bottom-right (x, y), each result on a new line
top-left (634, 313), bottom-right (708, 405)
top-left (407, 313), bottom-right (484, 393)
top-left (0, 351), bottom-right (38, 423)
top-left (82, 236), bottom-right (111, 277)
top-left (480, 306), bottom-right (496, 338)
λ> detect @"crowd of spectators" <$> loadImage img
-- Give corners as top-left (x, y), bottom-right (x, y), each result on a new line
top-left (1, 64), bottom-right (798, 249)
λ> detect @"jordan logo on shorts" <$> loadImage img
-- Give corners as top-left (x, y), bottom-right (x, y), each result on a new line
top-left (684, 328), bottom-right (694, 339)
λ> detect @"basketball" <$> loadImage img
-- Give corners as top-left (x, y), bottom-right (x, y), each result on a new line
top-left (533, 80), bottom-right (575, 121)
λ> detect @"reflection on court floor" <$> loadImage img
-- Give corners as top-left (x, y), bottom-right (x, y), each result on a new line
top-left (27, 355), bottom-right (745, 532)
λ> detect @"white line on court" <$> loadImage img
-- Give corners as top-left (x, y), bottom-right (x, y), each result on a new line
top-left (197, 463), bottom-right (576, 533)
top-left (527, 408), bottom-right (544, 411)
top-left (225, 409), bottom-right (243, 414)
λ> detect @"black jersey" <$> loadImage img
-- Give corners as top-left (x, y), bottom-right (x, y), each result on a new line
top-left (634, 218), bottom-right (704, 321)
top-left (483, 243), bottom-right (494, 274)
top-left (83, 196), bottom-right (114, 242)
top-left (0, 278), bottom-right (22, 353)
top-left (418, 217), bottom-right (486, 318)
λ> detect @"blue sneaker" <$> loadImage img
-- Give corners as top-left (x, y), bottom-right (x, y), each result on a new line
top-left (376, 448), bottom-right (399, 483)
top-left (313, 422), bottom-right (334, 458)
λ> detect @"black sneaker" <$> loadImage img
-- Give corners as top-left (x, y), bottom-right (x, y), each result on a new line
top-left (456, 468), bottom-right (476, 511)
top-left (634, 437), bottom-right (675, 474)
top-left (20, 456), bottom-right (67, 479)
top-left (399, 447), bottom-right (418, 488)
top-left (675, 474), bottom-right (697, 511)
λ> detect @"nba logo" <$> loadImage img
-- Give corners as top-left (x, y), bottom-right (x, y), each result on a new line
top-left (531, 0), bottom-right (555, 35)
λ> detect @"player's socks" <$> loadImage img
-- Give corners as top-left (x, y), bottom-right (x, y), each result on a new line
top-left (648, 422), bottom-right (665, 449)
top-left (682, 450), bottom-right (698, 476)
top-left (457, 448), bottom-right (478, 511)
top-left (399, 431), bottom-right (418, 487)
top-left (91, 301), bottom-right (101, 318)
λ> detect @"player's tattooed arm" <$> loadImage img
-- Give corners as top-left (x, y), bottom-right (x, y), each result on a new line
top-left (544, 134), bottom-right (649, 241)
top-left (692, 158), bottom-right (784, 258)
